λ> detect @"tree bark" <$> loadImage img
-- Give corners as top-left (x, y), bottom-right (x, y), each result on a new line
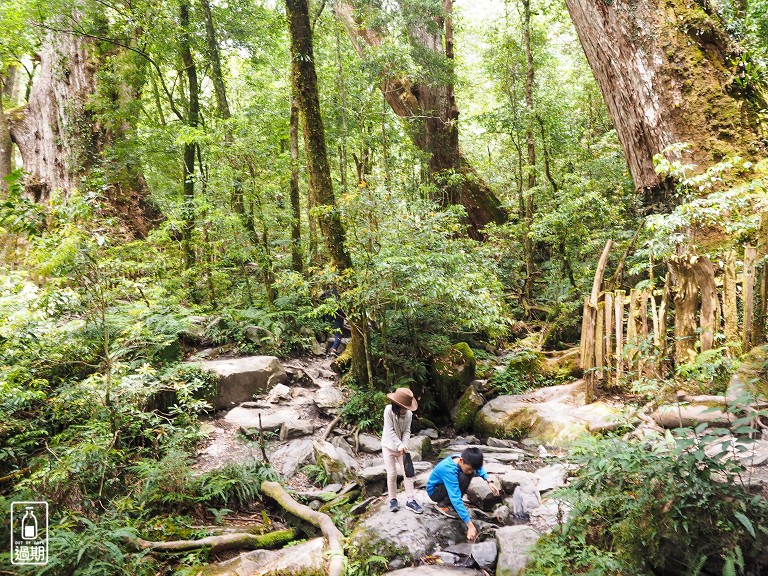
top-left (0, 88), bottom-right (11, 194)
top-left (180, 1), bottom-right (199, 269)
top-left (200, 0), bottom-right (230, 120)
top-left (287, 0), bottom-right (351, 272)
top-left (7, 27), bottom-right (160, 236)
top-left (521, 0), bottom-right (537, 304)
top-left (668, 250), bottom-right (699, 363)
top-left (564, 0), bottom-right (766, 203)
top-left (335, 1), bottom-right (508, 238)
top-left (289, 92), bottom-right (303, 272)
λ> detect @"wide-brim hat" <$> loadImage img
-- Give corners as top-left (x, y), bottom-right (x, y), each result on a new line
top-left (387, 387), bottom-right (418, 411)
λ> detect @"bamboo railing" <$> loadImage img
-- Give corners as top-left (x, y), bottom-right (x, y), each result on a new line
top-left (580, 232), bottom-right (768, 394)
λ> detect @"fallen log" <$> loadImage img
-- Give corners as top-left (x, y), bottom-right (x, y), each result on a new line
top-left (261, 480), bottom-right (345, 576)
top-left (132, 527), bottom-right (298, 554)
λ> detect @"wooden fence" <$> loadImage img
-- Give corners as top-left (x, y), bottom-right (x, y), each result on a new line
top-left (580, 227), bottom-right (768, 394)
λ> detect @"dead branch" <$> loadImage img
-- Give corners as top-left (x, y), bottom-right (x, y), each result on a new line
top-left (321, 414), bottom-right (342, 441)
top-left (261, 481), bottom-right (345, 576)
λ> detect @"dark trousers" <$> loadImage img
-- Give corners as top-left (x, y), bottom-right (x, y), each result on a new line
top-left (428, 470), bottom-right (473, 503)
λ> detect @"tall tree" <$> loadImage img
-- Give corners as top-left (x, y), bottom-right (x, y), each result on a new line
top-left (565, 0), bottom-right (767, 203)
top-left (336, 0), bottom-right (508, 239)
top-left (286, 0), bottom-right (351, 272)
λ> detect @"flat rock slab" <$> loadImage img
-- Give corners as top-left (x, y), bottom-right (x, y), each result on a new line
top-left (475, 380), bottom-right (628, 446)
top-left (225, 405), bottom-right (303, 434)
top-left (196, 356), bottom-right (288, 409)
top-left (197, 536), bottom-right (325, 576)
top-left (350, 489), bottom-right (466, 563)
top-left (496, 525), bottom-right (540, 576)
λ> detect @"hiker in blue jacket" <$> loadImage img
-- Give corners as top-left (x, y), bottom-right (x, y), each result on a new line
top-left (426, 447), bottom-right (500, 541)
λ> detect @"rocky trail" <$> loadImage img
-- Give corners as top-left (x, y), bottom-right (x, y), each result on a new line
top-left (187, 345), bottom-right (768, 576)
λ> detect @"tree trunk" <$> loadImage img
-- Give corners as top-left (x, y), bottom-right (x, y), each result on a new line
top-left (180, 1), bottom-right (199, 269)
top-left (7, 28), bottom-right (160, 236)
top-left (668, 251), bottom-right (699, 364)
top-left (521, 0), bottom-right (537, 304)
top-left (565, 0), bottom-right (766, 204)
top-left (289, 92), bottom-right (303, 273)
top-left (0, 89), bottom-right (11, 194)
top-left (286, 0), bottom-right (351, 272)
top-left (335, 1), bottom-right (508, 238)
top-left (200, 0), bottom-right (230, 120)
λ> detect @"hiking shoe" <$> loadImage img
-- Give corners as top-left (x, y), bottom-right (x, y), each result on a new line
top-left (330, 349), bottom-right (338, 357)
top-left (406, 500), bottom-right (423, 514)
top-left (389, 498), bottom-right (399, 512)
top-left (433, 502), bottom-right (458, 519)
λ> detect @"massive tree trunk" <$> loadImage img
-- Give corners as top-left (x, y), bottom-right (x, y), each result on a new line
top-left (180, 1), bottom-right (199, 268)
top-left (565, 0), bottom-right (767, 204)
top-left (7, 29), bottom-right (159, 236)
top-left (336, 1), bottom-right (508, 239)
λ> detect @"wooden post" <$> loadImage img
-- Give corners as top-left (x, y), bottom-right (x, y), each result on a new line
top-left (754, 213), bottom-right (768, 345)
top-left (604, 291), bottom-right (614, 378)
top-left (723, 250), bottom-right (738, 344)
top-left (640, 290), bottom-right (649, 341)
top-left (627, 288), bottom-right (638, 343)
top-left (595, 301), bottom-right (605, 380)
top-left (615, 290), bottom-right (625, 385)
top-left (692, 256), bottom-right (718, 352)
top-left (658, 273), bottom-right (670, 375)
top-left (580, 296), bottom-right (591, 370)
top-left (744, 245), bottom-right (757, 350)
top-left (650, 290), bottom-right (660, 347)
top-left (668, 252), bottom-right (698, 364)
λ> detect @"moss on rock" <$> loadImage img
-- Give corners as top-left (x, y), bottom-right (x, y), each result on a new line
top-left (431, 342), bottom-right (476, 414)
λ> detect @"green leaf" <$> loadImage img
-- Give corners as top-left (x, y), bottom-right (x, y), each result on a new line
top-left (734, 512), bottom-right (755, 537)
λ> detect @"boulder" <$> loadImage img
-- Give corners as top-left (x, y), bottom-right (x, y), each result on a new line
top-left (451, 385), bottom-right (486, 432)
top-left (466, 476), bottom-right (502, 511)
top-left (358, 433), bottom-right (382, 453)
top-left (315, 387), bottom-right (345, 414)
top-left (534, 463), bottom-right (568, 493)
top-left (431, 343), bottom-right (476, 413)
top-left (475, 380), bottom-right (627, 445)
top-left (487, 438), bottom-right (518, 448)
top-left (225, 406), bottom-right (303, 435)
top-left (418, 428), bottom-right (439, 439)
top-left (349, 489), bottom-right (467, 564)
top-left (500, 470), bottom-right (537, 494)
top-left (266, 383), bottom-right (292, 403)
top-left (280, 420), bottom-right (314, 440)
top-left (314, 440), bottom-right (354, 483)
top-left (272, 438), bottom-right (315, 477)
top-left (444, 541), bottom-right (498, 570)
top-left (510, 481), bottom-right (541, 515)
top-left (727, 344), bottom-right (768, 399)
top-left (540, 347), bottom-right (581, 379)
top-left (408, 436), bottom-right (432, 459)
top-left (197, 356), bottom-right (288, 409)
top-left (493, 505), bottom-right (511, 525)
top-left (495, 526), bottom-right (540, 576)
top-left (196, 537), bottom-right (325, 576)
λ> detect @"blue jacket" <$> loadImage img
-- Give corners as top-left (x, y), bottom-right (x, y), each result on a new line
top-left (426, 455), bottom-right (487, 524)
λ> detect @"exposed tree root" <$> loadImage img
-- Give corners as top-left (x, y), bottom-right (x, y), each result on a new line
top-left (261, 480), bottom-right (345, 576)
top-left (132, 527), bottom-right (298, 554)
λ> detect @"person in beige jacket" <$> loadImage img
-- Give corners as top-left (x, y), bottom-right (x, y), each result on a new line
top-left (381, 388), bottom-right (423, 514)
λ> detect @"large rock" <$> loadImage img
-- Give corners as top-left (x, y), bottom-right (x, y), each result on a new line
top-left (432, 343), bottom-right (476, 414)
top-left (727, 344), bottom-right (768, 399)
top-left (496, 526), bottom-right (540, 576)
top-left (466, 476), bottom-right (502, 511)
top-left (358, 433), bottom-right (382, 453)
top-left (314, 440), bottom-right (355, 483)
top-left (225, 406), bottom-right (303, 436)
top-left (349, 489), bottom-right (467, 564)
top-left (315, 387), bottom-right (345, 415)
top-left (408, 436), bottom-right (432, 459)
top-left (451, 384), bottom-right (486, 432)
top-left (196, 537), bottom-right (325, 576)
top-left (197, 356), bottom-right (288, 409)
top-left (272, 438), bottom-right (315, 477)
top-left (534, 463), bottom-right (568, 493)
top-left (475, 380), bottom-right (626, 445)
top-left (540, 347), bottom-right (581, 379)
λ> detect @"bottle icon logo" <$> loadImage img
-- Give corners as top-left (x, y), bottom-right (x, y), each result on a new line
top-left (11, 501), bottom-right (48, 565)
top-left (22, 507), bottom-right (38, 539)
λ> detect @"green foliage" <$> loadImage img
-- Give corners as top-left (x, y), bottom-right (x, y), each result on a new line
top-left (489, 348), bottom-right (567, 395)
top-left (525, 400), bottom-right (768, 575)
top-left (302, 464), bottom-right (332, 487)
top-left (340, 387), bottom-right (388, 431)
top-left (675, 346), bottom-right (741, 395)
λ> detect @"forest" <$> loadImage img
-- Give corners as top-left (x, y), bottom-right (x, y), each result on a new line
top-left (1, 0), bottom-right (768, 572)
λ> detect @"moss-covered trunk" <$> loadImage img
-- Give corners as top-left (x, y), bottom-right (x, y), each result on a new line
top-left (565, 0), bottom-right (766, 203)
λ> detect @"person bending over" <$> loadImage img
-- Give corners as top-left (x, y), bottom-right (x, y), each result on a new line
top-left (425, 447), bottom-right (500, 541)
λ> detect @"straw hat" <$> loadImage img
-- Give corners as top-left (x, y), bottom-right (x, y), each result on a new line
top-left (387, 388), bottom-right (418, 411)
